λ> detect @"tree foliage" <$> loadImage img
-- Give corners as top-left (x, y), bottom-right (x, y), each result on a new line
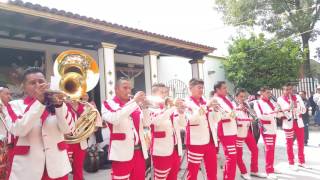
top-left (215, 0), bottom-right (320, 76)
top-left (224, 34), bottom-right (303, 93)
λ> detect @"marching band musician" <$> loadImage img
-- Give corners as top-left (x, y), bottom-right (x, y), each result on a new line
top-left (184, 78), bottom-right (218, 180)
top-left (101, 77), bottom-right (149, 180)
top-left (0, 84), bottom-right (14, 179)
top-left (145, 83), bottom-right (186, 180)
top-left (253, 87), bottom-right (279, 180)
top-left (8, 67), bottom-right (75, 180)
top-left (233, 88), bottom-right (266, 179)
top-left (66, 93), bottom-right (102, 180)
top-left (0, 84), bottom-right (12, 136)
top-left (277, 83), bottom-right (307, 170)
top-left (212, 81), bottom-right (237, 180)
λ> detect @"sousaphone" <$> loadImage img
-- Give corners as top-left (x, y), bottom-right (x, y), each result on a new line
top-left (53, 50), bottom-right (100, 144)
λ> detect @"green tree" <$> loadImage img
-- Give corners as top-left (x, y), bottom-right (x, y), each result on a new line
top-left (224, 34), bottom-right (303, 93)
top-left (215, 0), bottom-right (320, 77)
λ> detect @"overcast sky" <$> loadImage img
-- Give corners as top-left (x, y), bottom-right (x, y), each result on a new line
top-left (23, 0), bottom-right (319, 59)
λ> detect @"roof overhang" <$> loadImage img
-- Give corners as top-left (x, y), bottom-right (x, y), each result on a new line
top-left (0, 0), bottom-right (216, 59)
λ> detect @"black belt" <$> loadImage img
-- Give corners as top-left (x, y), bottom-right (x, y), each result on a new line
top-left (7, 143), bottom-right (14, 149)
top-left (134, 144), bottom-right (142, 150)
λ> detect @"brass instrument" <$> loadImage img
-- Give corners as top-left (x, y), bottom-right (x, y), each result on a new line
top-left (144, 96), bottom-right (165, 109)
top-left (208, 97), bottom-right (236, 119)
top-left (228, 93), bottom-right (266, 132)
top-left (141, 96), bottom-right (185, 110)
top-left (52, 50), bottom-right (100, 144)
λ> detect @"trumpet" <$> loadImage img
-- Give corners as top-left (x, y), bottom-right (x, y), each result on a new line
top-left (208, 97), bottom-right (236, 119)
top-left (139, 95), bottom-right (186, 110)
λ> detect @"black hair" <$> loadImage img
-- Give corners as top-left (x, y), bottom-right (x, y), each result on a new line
top-left (189, 78), bottom-right (204, 87)
top-left (209, 90), bottom-right (215, 98)
top-left (282, 82), bottom-right (293, 88)
top-left (115, 77), bottom-right (130, 87)
top-left (22, 67), bottom-right (45, 82)
top-left (235, 88), bottom-right (246, 97)
top-left (260, 86), bottom-right (271, 92)
top-left (0, 81), bottom-right (8, 89)
top-left (213, 81), bottom-right (226, 91)
top-left (152, 83), bottom-right (167, 93)
top-left (298, 90), bottom-right (306, 95)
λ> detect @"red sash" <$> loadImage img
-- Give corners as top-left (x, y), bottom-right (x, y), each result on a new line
top-left (218, 95), bottom-right (234, 110)
top-left (262, 98), bottom-right (275, 111)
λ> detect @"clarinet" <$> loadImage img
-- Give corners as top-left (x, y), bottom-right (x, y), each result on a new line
top-left (228, 93), bottom-right (266, 132)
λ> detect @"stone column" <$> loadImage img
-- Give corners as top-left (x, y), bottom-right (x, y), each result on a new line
top-left (98, 42), bottom-right (117, 103)
top-left (143, 50), bottom-right (160, 95)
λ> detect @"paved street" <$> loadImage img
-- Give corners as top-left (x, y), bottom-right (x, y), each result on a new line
top-left (82, 127), bottom-right (320, 180)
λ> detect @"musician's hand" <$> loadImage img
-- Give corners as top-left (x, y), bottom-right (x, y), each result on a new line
top-left (165, 98), bottom-right (174, 107)
top-left (176, 99), bottom-right (186, 114)
top-left (34, 83), bottom-right (49, 104)
top-left (134, 91), bottom-right (146, 104)
top-left (51, 93), bottom-right (65, 106)
top-left (208, 99), bottom-right (220, 110)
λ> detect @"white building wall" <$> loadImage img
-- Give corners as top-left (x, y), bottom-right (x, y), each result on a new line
top-left (157, 56), bottom-right (192, 86)
top-left (158, 55), bottom-right (234, 98)
top-left (203, 55), bottom-right (234, 97)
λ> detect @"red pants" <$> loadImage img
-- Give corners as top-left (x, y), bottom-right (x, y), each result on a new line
top-left (236, 129), bottom-right (259, 174)
top-left (261, 130), bottom-right (276, 174)
top-left (186, 140), bottom-right (217, 180)
top-left (152, 149), bottom-right (180, 180)
top-left (218, 123), bottom-right (237, 180)
top-left (284, 121), bottom-right (305, 165)
top-left (111, 150), bottom-right (146, 180)
top-left (68, 143), bottom-right (86, 180)
top-left (41, 168), bottom-right (68, 180)
top-left (6, 146), bottom-right (14, 180)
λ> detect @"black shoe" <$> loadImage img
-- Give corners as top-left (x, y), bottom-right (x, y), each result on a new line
top-left (99, 163), bottom-right (112, 170)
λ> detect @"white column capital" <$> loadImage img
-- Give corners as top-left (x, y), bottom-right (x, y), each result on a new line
top-left (190, 58), bottom-right (205, 80)
top-left (145, 50), bottom-right (160, 57)
top-left (189, 59), bottom-right (205, 64)
top-left (101, 42), bottom-right (117, 49)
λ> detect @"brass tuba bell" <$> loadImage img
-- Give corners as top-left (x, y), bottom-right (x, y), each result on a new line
top-left (53, 50), bottom-right (100, 144)
top-left (53, 50), bottom-right (99, 99)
